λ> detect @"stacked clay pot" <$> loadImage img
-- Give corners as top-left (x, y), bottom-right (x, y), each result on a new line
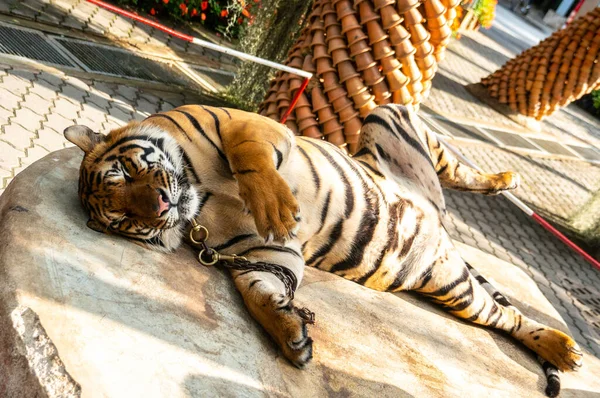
top-left (481, 8), bottom-right (600, 120)
top-left (259, 0), bottom-right (456, 154)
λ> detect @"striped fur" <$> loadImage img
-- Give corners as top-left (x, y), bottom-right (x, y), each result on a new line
top-left (466, 263), bottom-right (562, 397)
top-left (65, 104), bottom-right (582, 390)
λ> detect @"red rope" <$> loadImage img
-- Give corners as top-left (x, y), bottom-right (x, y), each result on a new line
top-left (531, 213), bottom-right (600, 271)
top-left (280, 78), bottom-right (310, 124)
top-left (86, 0), bottom-right (194, 42)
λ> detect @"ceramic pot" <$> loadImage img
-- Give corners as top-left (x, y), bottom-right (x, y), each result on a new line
top-left (302, 55), bottom-right (317, 73)
top-left (386, 67), bottom-right (409, 91)
top-left (373, 0), bottom-right (396, 11)
top-left (342, 115), bottom-right (362, 136)
top-left (346, 27), bottom-right (369, 46)
top-left (380, 6), bottom-right (403, 29)
top-left (313, 44), bottom-right (330, 60)
top-left (354, 51), bottom-right (377, 71)
top-left (302, 125), bottom-right (323, 138)
top-left (349, 39), bottom-right (371, 57)
top-left (361, 65), bottom-right (385, 85)
top-left (317, 58), bottom-right (337, 75)
top-left (344, 76), bottom-right (368, 96)
top-left (327, 37), bottom-right (347, 53)
top-left (331, 49), bottom-right (352, 66)
top-left (398, 0), bottom-right (422, 17)
top-left (311, 86), bottom-right (330, 112)
top-left (359, 2), bottom-right (380, 25)
top-left (366, 20), bottom-right (389, 45)
top-left (373, 40), bottom-right (394, 60)
top-left (338, 61), bottom-right (361, 83)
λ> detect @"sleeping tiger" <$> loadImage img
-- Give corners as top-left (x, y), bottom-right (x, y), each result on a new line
top-left (64, 104), bottom-right (582, 394)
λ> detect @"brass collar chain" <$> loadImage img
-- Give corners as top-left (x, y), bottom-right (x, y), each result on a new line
top-left (189, 219), bottom-right (315, 324)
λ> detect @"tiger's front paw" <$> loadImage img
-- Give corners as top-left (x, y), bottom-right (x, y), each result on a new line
top-left (272, 298), bottom-right (314, 368)
top-left (237, 170), bottom-right (300, 243)
top-left (487, 171), bottom-right (521, 195)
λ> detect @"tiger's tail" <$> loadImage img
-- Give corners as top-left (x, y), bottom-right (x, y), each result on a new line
top-left (465, 263), bottom-right (561, 398)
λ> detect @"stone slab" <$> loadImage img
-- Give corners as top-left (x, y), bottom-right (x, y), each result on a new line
top-left (1, 148), bottom-right (599, 397)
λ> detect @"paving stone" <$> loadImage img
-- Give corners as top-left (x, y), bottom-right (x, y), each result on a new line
top-left (0, 88), bottom-right (20, 112)
top-left (53, 97), bottom-right (81, 119)
top-left (37, 71), bottom-right (65, 88)
top-left (20, 143), bottom-right (50, 166)
top-left (29, 80), bottom-right (59, 99)
top-left (11, 107), bottom-right (43, 132)
top-left (33, 127), bottom-right (68, 152)
top-left (21, 93), bottom-right (52, 116)
top-left (0, 140), bottom-right (24, 171)
top-left (44, 112), bottom-right (75, 133)
top-left (1, 74), bottom-right (31, 97)
top-left (0, 106), bottom-right (12, 125)
top-left (1, 123), bottom-right (35, 150)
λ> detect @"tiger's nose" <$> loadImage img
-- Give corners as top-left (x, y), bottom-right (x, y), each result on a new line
top-left (157, 193), bottom-right (170, 216)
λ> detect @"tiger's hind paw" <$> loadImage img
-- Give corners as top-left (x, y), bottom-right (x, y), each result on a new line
top-left (485, 171), bottom-right (520, 195)
top-left (524, 328), bottom-right (583, 372)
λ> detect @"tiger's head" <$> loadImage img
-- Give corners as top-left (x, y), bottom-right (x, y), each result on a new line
top-left (64, 122), bottom-right (199, 251)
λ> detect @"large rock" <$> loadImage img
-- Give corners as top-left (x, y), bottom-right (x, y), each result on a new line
top-left (0, 148), bottom-right (599, 397)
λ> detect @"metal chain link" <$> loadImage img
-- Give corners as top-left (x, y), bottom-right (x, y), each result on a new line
top-left (189, 219), bottom-right (315, 325)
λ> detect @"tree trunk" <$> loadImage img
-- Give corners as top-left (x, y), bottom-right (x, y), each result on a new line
top-left (480, 8), bottom-right (600, 120)
top-left (227, 0), bottom-right (313, 110)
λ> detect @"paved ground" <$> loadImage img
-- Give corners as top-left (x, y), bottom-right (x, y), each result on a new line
top-left (0, 1), bottom-right (599, 359)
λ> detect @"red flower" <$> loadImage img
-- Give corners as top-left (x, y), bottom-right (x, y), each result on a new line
top-left (241, 8), bottom-right (250, 17)
top-left (201, 1), bottom-right (208, 10)
top-left (201, 12), bottom-right (206, 20)
top-left (220, 9), bottom-right (228, 17)
top-left (180, 3), bottom-right (188, 14)
top-left (237, 17), bottom-right (243, 24)
top-left (191, 8), bottom-right (198, 16)
top-left (162, 0), bottom-right (168, 4)
top-left (150, 7), bottom-right (156, 15)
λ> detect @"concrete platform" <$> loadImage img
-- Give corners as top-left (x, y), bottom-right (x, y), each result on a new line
top-left (1, 148), bottom-right (599, 397)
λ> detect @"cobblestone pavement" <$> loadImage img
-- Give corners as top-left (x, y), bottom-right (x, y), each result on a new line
top-left (0, 0), bottom-right (238, 67)
top-left (423, 6), bottom-right (600, 148)
top-left (0, 4), bottom-right (599, 359)
top-left (0, 61), bottom-right (224, 196)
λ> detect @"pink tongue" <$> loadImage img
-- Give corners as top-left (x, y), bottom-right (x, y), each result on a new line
top-left (157, 194), bottom-right (169, 216)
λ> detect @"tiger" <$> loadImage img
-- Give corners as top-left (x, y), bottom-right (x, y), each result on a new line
top-left (64, 104), bottom-right (582, 396)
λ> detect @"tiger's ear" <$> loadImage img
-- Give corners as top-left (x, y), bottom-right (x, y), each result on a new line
top-left (64, 125), bottom-right (106, 153)
top-left (86, 219), bottom-right (106, 233)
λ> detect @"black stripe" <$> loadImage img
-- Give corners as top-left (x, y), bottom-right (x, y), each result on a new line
top-left (357, 160), bottom-right (384, 178)
top-left (234, 169), bottom-right (258, 175)
top-left (464, 302), bottom-right (486, 321)
top-left (304, 140), bottom-right (354, 217)
top-left (388, 106), bottom-right (434, 167)
top-left (249, 279), bottom-right (260, 288)
top-left (488, 306), bottom-right (503, 327)
top-left (436, 163), bottom-right (448, 175)
top-left (238, 245), bottom-right (303, 259)
top-left (145, 114), bottom-right (201, 183)
top-left (329, 183), bottom-right (380, 274)
top-left (316, 190), bottom-right (332, 235)
top-left (196, 192), bottom-right (212, 215)
top-left (297, 146), bottom-right (321, 194)
top-left (424, 267), bottom-right (469, 297)
top-left (174, 110), bottom-right (227, 161)
top-left (200, 106), bottom-right (222, 141)
top-left (270, 143), bottom-right (283, 169)
top-left (213, 233), bottom-right (255, 251)
top-left (355, 200), bottom-right (402, 285)
top-left (94, 135), bottom-right (166, 163)
top-left (147, 114), bottom-right (192, 142)
top-left (412, 264), bottom-right (434, 290)
top-left (221, 108), bottom-right (232, 119)
top-left (306, 219), bottom-right (344, 265)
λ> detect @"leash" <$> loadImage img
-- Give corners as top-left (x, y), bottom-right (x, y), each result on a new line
top-left (189, 219), bottom-right (315, 325)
